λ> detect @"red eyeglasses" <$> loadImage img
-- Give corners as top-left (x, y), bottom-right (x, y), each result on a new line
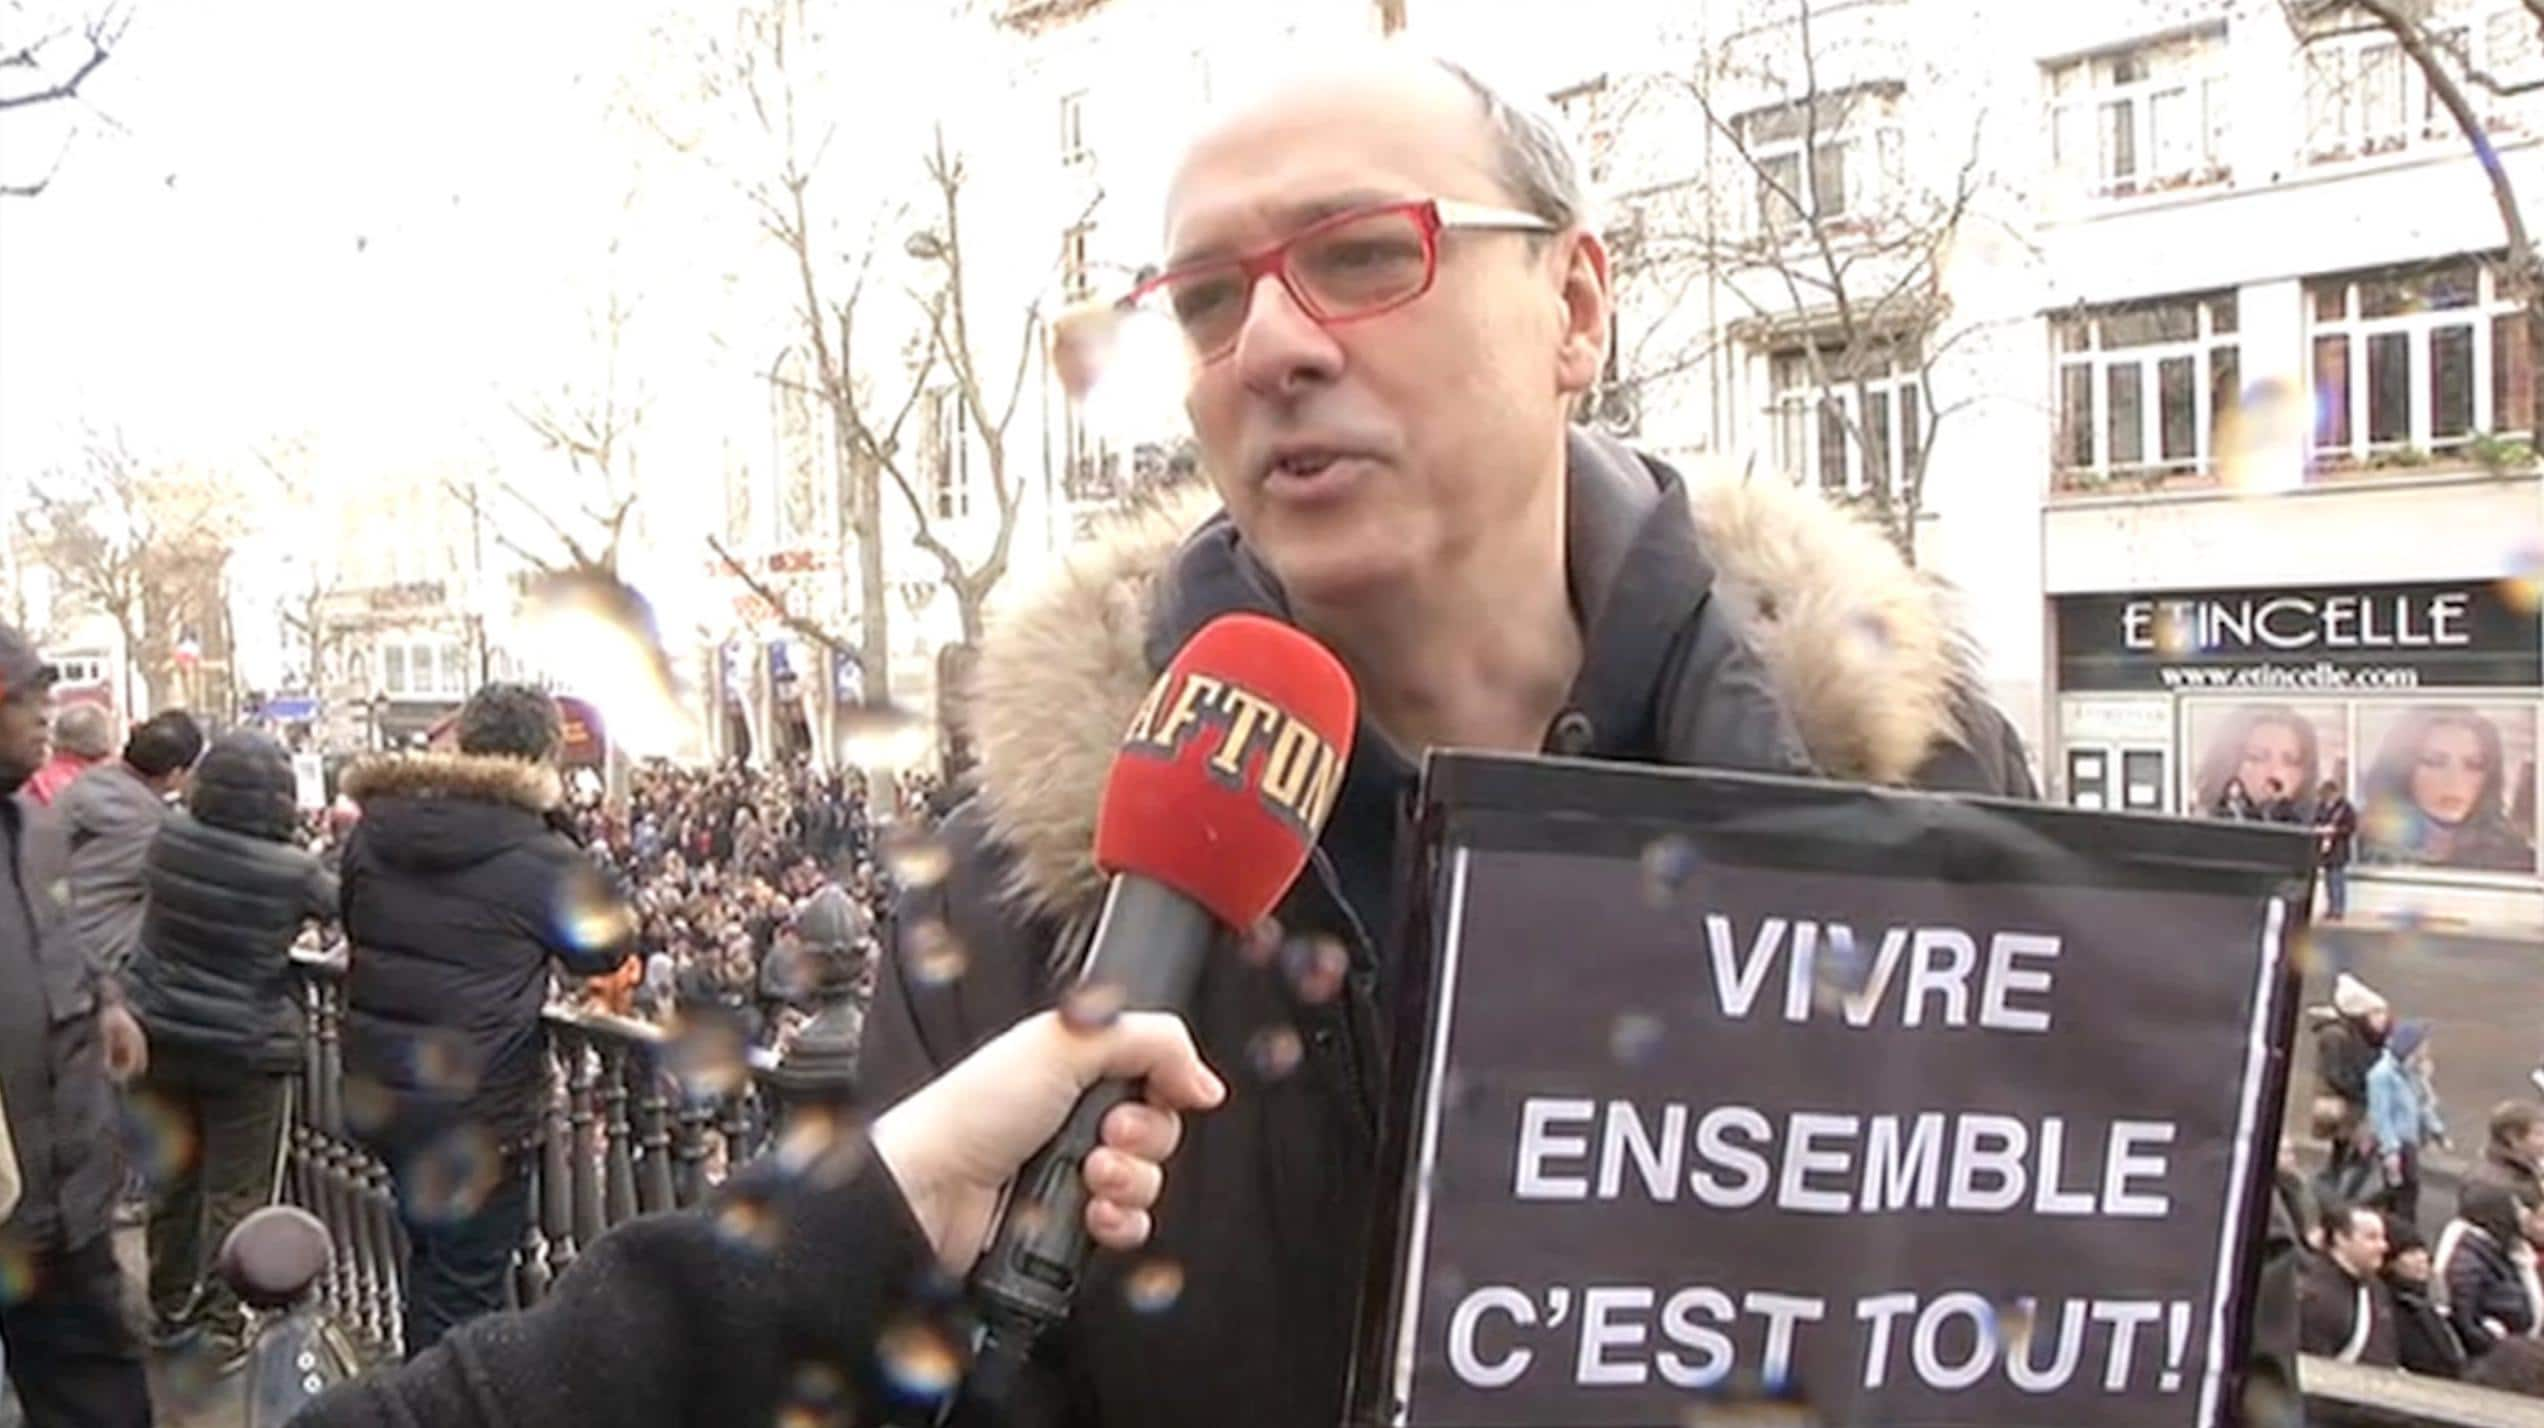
top-left (1126, 197), bottom-right (1558, 362)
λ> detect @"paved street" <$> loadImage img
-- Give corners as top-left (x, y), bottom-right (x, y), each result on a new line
top-left (2291, 921), bottom-right (2543, 1166)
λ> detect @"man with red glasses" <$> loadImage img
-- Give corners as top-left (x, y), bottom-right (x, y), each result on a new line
top-left (866, 51), bottom-right (2038, 1428)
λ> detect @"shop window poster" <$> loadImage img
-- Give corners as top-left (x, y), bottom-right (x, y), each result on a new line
top-left (2356, 703), bottom-right (2539, 876)
top-left (2185, 701), bottom-right (2350, 820)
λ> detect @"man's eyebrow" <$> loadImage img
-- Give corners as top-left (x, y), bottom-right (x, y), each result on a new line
top-left (1163, 189), bottom-right (1417, 269)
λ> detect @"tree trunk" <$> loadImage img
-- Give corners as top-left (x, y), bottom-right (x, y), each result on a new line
top-left (843, 436), bottom-right (893, 710)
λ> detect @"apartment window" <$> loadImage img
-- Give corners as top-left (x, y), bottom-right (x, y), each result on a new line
top-left (1739, 87), bottom-right (1900, 240)
top-left (2053, 292), bottom-right (2240, 480)
top-left (1059, 90), bottom-right (1089, 167)
top-left (51, 656), bottom-right (105, 686)
top-left (2301, 19), bottom-right (2469, 159)
top-left (2307, 258), bottom-right (2539, 463)
top-left (1551, 75), bottom-right (1615, 187)
top-left (2046, 30), bottom-right (2230, 198)
top-left (1063, 222), bottom-right (1094, 301)
top-left (928, 388), bottom-right (973, 521)
top-left (1767, 344), bottom-right (1923, 497)
top-left (380, 639), bottom-right (465, 698)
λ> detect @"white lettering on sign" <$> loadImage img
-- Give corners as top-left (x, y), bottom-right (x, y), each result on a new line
top-left (1509, 1100), bottom-right (2179, 1217)
top-left (2117, 589), bottom-right (2479, 655)
top-left (1447, 1286), bottom-right (2205, 1397)
top-left (1695, 915), bottom-right (2060, 1032)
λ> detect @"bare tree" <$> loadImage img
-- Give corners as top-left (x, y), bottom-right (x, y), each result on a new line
top-left (0, 1), bottom-right (132, 198)
top-left (1596, 2), bottom-right (2003, 562)
top-left (461, 287), bottom-right (649, 577)
top-left (17, 436), bottom-right (236, 713)
top-left (662, 0), bottom-right (1073, 713)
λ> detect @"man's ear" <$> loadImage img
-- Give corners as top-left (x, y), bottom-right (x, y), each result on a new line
top-left (1553, 227), bottom-right (1611, 395)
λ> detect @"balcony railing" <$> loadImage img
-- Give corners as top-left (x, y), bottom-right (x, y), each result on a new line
top-left (283, 947), bottom-right (778, 1363)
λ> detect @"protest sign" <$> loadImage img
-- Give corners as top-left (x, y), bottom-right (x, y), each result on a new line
top-left (1351, 754), bottom-right (2314, 1428)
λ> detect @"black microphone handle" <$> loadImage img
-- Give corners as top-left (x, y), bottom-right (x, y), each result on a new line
top-left (968, 875), bottom-right (1218, 1369)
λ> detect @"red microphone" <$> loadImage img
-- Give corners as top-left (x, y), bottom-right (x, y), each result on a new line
top-left (969, 613), bottom-right (1357, 1389)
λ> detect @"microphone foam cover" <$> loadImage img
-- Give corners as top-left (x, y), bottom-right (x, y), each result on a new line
top-left (1094, 613), bottom-right (1358, 929)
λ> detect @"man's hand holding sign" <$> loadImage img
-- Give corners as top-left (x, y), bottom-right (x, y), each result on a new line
top-left (1353, 757), bottom-right (2313, 1428)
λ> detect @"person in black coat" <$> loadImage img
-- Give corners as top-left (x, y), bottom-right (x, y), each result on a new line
top-left (2434, 1182), bottom-right (2544, 1359)
top-left (2299, 1204), bottom-right (2399, 1366)
top-left (125, 729), bottom-right (336, 1356)
top-left (338, 684), bottom-right (635, 1357)
top-left (2383, 1216), bottom-right (2468, 1379)
top-left (294, 1008), bottom-right (1226, 1428)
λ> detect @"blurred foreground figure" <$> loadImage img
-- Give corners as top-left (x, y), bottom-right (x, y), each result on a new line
top-left (126, 730), bottom-right (338, 1361)
top-left (0, 622), bottom-right (151, 1427)
top-left (337, 684), bottom-right (635, 1356)
top-left (23, 703), bottom-right (114, 808)
top-left (293, 1009), bottom-right (1225, 1428)
top-left (860, 47), bottom-right (2068, 1428)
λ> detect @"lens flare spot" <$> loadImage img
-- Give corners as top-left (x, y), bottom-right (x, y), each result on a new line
top-left (715, 1196), bottom-right (781, 1252)
top-left (0, 1241), bottom-right (42, 1307)
top-left (1241, 917), bottom-right (1285, 968)
top-left (1247, 1025), bottom-right (1305, 1082)
top-left (516, 571), bottom-right (694, 760)
top-left (1060, 981), bottom-right (1128, 1033)
top-left (880, 829), bottom-right (953, 890)
top-left (1641, 835), bottom-right (1700, 907)
top-left (874, 1319), bottom-right (964, 1404)
top-left (902, 919), bottom-right (969, 987)
top-left (1122, 1258), bottom-right (1187, 1314)
top-left (1608, 1012), bottom-right (1666, 1065)
top-left (124, 1089), bottom-right (201, 1189)
top-left (554, 866), bottom-right (636, 954)
top-left (402, 1126), bottom-right (503, 1226)
top-left (834, 702), bottom-right (933, 772)
top-left (2501, 537), bottom-right (2544, 614)
top-left (667, 1010), bottom-right (752, 1099)
top-left (1281, 935), bottom-right (1350, 1006)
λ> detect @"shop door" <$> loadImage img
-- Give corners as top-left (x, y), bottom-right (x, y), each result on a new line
top-left (2066, 744), bottom-right (2170, 813)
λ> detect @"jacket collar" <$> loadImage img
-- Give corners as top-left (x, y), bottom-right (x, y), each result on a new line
top-left (340, 750), bottom-right (562, 813)
top-left (968, 429), bottom-right (1983, 923)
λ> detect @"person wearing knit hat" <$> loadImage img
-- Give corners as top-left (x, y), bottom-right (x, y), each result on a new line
top-left (2317, 973), bottom-right (2395, 1192)
top-left (2368, 1018), bottom-right (2446, 1227)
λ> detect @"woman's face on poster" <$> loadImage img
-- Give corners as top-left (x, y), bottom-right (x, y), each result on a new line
top-left (2409, 722), bottom-right (2490, 825)
top-left (2238, 720), bottom-right (2308, 800)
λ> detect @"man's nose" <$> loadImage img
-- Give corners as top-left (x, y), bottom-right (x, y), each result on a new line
top-left (1230, 272), bottom-right (1342, 397)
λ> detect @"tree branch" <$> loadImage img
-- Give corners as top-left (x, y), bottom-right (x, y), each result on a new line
top-left (707, 533), bottom-right (851, 654)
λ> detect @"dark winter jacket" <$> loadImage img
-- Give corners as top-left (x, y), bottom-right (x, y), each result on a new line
top-left (125, 734), bottom-right (336, 1072)
top-left (2316, 1014), bottom-right (2383, 1111)
top-left (2299, 1251), bottom-right (2400, 1366)
top-left (2389, 1272), bottom-right (2469, 1378)
top-left (861, 434), bottom-right (2055, 1428)
top-left (291, 1142), bottom-right (941, 1428)
top-left (0, 792), bottom-right (125, 1253)
top-left (2469, 1141), bottom-right (2544, 1208)
top-left (338, 752), bottom-right (633, 1155)
top-left (2435, 1187), bottom-right (2544, 1358)
top-left (54, 759), bottom-right (173, 974)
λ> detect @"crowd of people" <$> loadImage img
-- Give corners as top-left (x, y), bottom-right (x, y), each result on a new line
top-left (1, 648), bottom-right (927, 1422)
top-left (2291, 969), bottom-right (2544, 1397)
top-left (565, 760), bottom-right (910, 1050)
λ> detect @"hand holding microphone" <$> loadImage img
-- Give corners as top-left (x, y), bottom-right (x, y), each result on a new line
top-left (967, 613), bottom-right (1358, 1391)
top-left (872, 1010), bottom-right (1228, 1273)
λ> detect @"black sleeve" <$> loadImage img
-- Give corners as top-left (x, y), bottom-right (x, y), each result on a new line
top-left (857, 799), bottom-right (1054, 1108)
top-left (291, 1147), bottom-right (941, 1428)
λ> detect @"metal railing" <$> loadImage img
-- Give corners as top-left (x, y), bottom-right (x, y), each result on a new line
top-left (282, 947), bottom-right (775, 1363)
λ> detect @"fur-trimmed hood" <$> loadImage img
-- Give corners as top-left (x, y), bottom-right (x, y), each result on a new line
top-left (340, 750), bottom-right (567, 876)
top-left (968, 432), bottom-right (2015, 922)
top-left (341, 750), bottom-right (563, 814)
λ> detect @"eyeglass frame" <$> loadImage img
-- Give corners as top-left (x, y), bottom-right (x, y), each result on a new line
top-left (1125, 197), bottom-right (1561, 362)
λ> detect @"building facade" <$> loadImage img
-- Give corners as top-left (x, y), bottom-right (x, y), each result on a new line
top-left (1521, 0), bottom-right (2543, 927)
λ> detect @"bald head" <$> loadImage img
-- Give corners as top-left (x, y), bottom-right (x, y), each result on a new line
top-left (1166, 50), bottom-right (1588, 259)
top-left (51, 703), bottom-right (114, 760)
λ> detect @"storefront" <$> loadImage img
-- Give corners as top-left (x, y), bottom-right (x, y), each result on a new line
top-left (2052, 577), bottom-right (2542, 923)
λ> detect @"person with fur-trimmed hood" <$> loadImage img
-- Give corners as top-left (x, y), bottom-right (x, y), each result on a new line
top-left (338, 683), bottom-right (634, 1357)
top-left (855, 52), bottom-right (2071, 1428)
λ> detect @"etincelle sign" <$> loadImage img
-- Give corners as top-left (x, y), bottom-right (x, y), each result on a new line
top-left (2054, 579), bottom-right (2542, 692)
top-left (1352, 757), bottom-right (2310, 1428)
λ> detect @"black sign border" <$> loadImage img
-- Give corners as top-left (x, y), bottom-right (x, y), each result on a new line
top-left (1348, 753), bottom-right (2316, 1428)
